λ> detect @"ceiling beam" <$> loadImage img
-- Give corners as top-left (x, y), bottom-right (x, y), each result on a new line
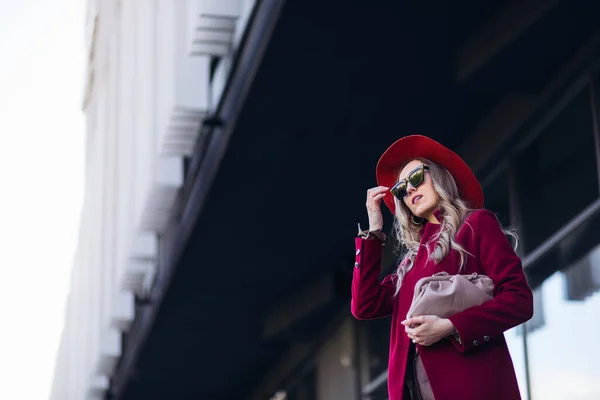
top-left (456, 0), bottom-right (560, 83)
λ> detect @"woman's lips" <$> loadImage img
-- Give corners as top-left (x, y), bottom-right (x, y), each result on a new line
top-left (412, 195), bottom-right (423, 205)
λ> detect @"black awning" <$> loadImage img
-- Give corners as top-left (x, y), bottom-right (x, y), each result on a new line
top-left (110, 0), bottom-right (600, 398)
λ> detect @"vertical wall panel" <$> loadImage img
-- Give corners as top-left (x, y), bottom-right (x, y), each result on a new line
top-left (49, 0), bottom-right (257, 397)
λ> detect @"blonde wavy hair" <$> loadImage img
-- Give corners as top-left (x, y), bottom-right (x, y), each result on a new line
top-left (391, 158), bottom-right (517, 295)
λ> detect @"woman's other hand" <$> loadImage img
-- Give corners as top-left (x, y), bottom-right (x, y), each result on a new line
top-left (366, 186), bottom-right (389, 231)
top-left (401, 315), bottom-right (456, 346)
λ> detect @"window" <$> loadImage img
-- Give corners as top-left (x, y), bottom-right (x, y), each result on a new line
top-left (482, 163), bottom-right (511, 227)
top-left (367, 382), bottom-right (390, 400)
top-left (358, 318), bottom-right (391, 399)
top-left (363, 318), bottom-right (391, 382)
top-left (502, 72), bottom-right (600, 400)
top-left (286, 367), bottom-right (316, 400)
top-left (515, 88), bottom-right (598, 253)
top-left (564, 245), bottom-right (600, 301)
top-left (526, 246), bottom-right (600, 400)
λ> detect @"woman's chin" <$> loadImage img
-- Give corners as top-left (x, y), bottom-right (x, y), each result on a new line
top-left (412, 205), bottom-right (426, 217)
top-left (413, 204), bottom-right (435, 219)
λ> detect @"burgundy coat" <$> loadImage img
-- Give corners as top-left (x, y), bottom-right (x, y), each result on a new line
top-left (351, 209), bottom-right (534, 400)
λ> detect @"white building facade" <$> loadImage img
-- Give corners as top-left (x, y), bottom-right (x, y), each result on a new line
top-left (50, 1), bottom-right (257, 399)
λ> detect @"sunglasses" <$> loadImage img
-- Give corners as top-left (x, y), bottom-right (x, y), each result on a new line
top-left (390, 164), bottom-right (430, 199)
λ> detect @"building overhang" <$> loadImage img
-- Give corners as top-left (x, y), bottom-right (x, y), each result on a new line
top-left (108, 1), bottom-right (600, 398)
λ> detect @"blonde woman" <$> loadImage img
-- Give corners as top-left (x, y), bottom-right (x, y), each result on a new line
top-left (351, 135), bottom-right (533, 400)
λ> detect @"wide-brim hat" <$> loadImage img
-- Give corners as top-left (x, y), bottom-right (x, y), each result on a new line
top-left (376, 135), bottom-right (484, 215)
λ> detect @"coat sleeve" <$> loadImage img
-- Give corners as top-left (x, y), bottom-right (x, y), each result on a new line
top-left (447, 210), bottom-right (534, 353)
top-left (350, 237), bottom-right (396, 320)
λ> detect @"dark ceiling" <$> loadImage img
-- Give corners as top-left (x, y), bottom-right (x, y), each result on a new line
top-left (114, 0), bottom-right (600, 399)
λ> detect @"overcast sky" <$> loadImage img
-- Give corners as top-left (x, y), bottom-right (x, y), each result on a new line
top-left (0, 0), bottom-right (84, 398)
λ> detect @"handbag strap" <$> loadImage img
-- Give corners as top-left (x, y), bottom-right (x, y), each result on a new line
top-left (430, 271), bottom-right (481, 280)
top-left (413, 272), bottom-right (486, 299)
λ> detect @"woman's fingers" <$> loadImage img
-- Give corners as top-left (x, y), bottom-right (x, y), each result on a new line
top-left (367, 186), bottom-right (389, 197)
top-left (407, 334), bottom-right (421, 345)
top-left (365, 186), bottom-right (389, 232)
top-left (406, 324), bottom-right (424, 344)
top-left (366, 187), bottom-right (389, 207)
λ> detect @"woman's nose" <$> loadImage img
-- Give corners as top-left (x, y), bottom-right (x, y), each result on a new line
top-left (406, 184), bottom-right (417, 195)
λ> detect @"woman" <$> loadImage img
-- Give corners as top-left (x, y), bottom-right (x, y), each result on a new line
top-left (351, 135), bottom-right (534, 400)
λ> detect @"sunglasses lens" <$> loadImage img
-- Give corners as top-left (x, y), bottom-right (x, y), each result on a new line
top-left (409, 166), bottom-right (425, 187)
top-left (391, 182), bottom-right (407, 199)
top-left (391, 165), bottom-right (427, 200)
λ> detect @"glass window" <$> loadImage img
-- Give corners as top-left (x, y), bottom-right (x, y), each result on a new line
top-left (286, 367), bottom-right (316, 400)
top-left (505, 326), bottom-right (529, 400)
top-left (525, 243), bottom-right (600, 400)
top-left (564, 250), bottom-right (600, 301)
top-left (358, 318), bottom-right (391, 400)
top-left (515, 88), bottom-right (598, 253)
top-left (482, 163), bottom-right (511, 227)
top-left (593, 73), bottom-right (600, 190)
top-left (368, 381), bottom-right (390, 400)
top-left (364, 318), bottom-right (391, 381)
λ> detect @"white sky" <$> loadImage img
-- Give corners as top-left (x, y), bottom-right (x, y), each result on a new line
top-left (0, 0), bottom-right (84, 399)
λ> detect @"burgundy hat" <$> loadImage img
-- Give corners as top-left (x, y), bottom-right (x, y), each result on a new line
top-left (376, 135), bottom-right (484, 215)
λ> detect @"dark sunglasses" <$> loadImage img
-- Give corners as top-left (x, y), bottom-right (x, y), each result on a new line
top-left (390, 164), bottom-right (430, 199)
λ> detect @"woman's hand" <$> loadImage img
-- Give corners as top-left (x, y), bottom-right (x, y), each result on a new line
top-left (366, 186), bottom-right (389, 231)
top-left (401, 316), bottom-right (456, 346)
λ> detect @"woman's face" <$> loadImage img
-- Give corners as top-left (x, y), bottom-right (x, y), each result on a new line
top-left (399, 160), bottom-right (440, 223)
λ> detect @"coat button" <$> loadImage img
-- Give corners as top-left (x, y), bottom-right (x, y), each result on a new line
top-left (354, 262), bottom-right (360, 268)
top-left (356, 249), bottom-right (361, 255)
top-left (473, 340), bottom-right (480, 347)
top-left (483, 336), bottom-right (490, 342)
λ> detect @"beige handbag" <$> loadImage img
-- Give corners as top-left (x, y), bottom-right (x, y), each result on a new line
top-left (406, 272), bottom-right (494, 319)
